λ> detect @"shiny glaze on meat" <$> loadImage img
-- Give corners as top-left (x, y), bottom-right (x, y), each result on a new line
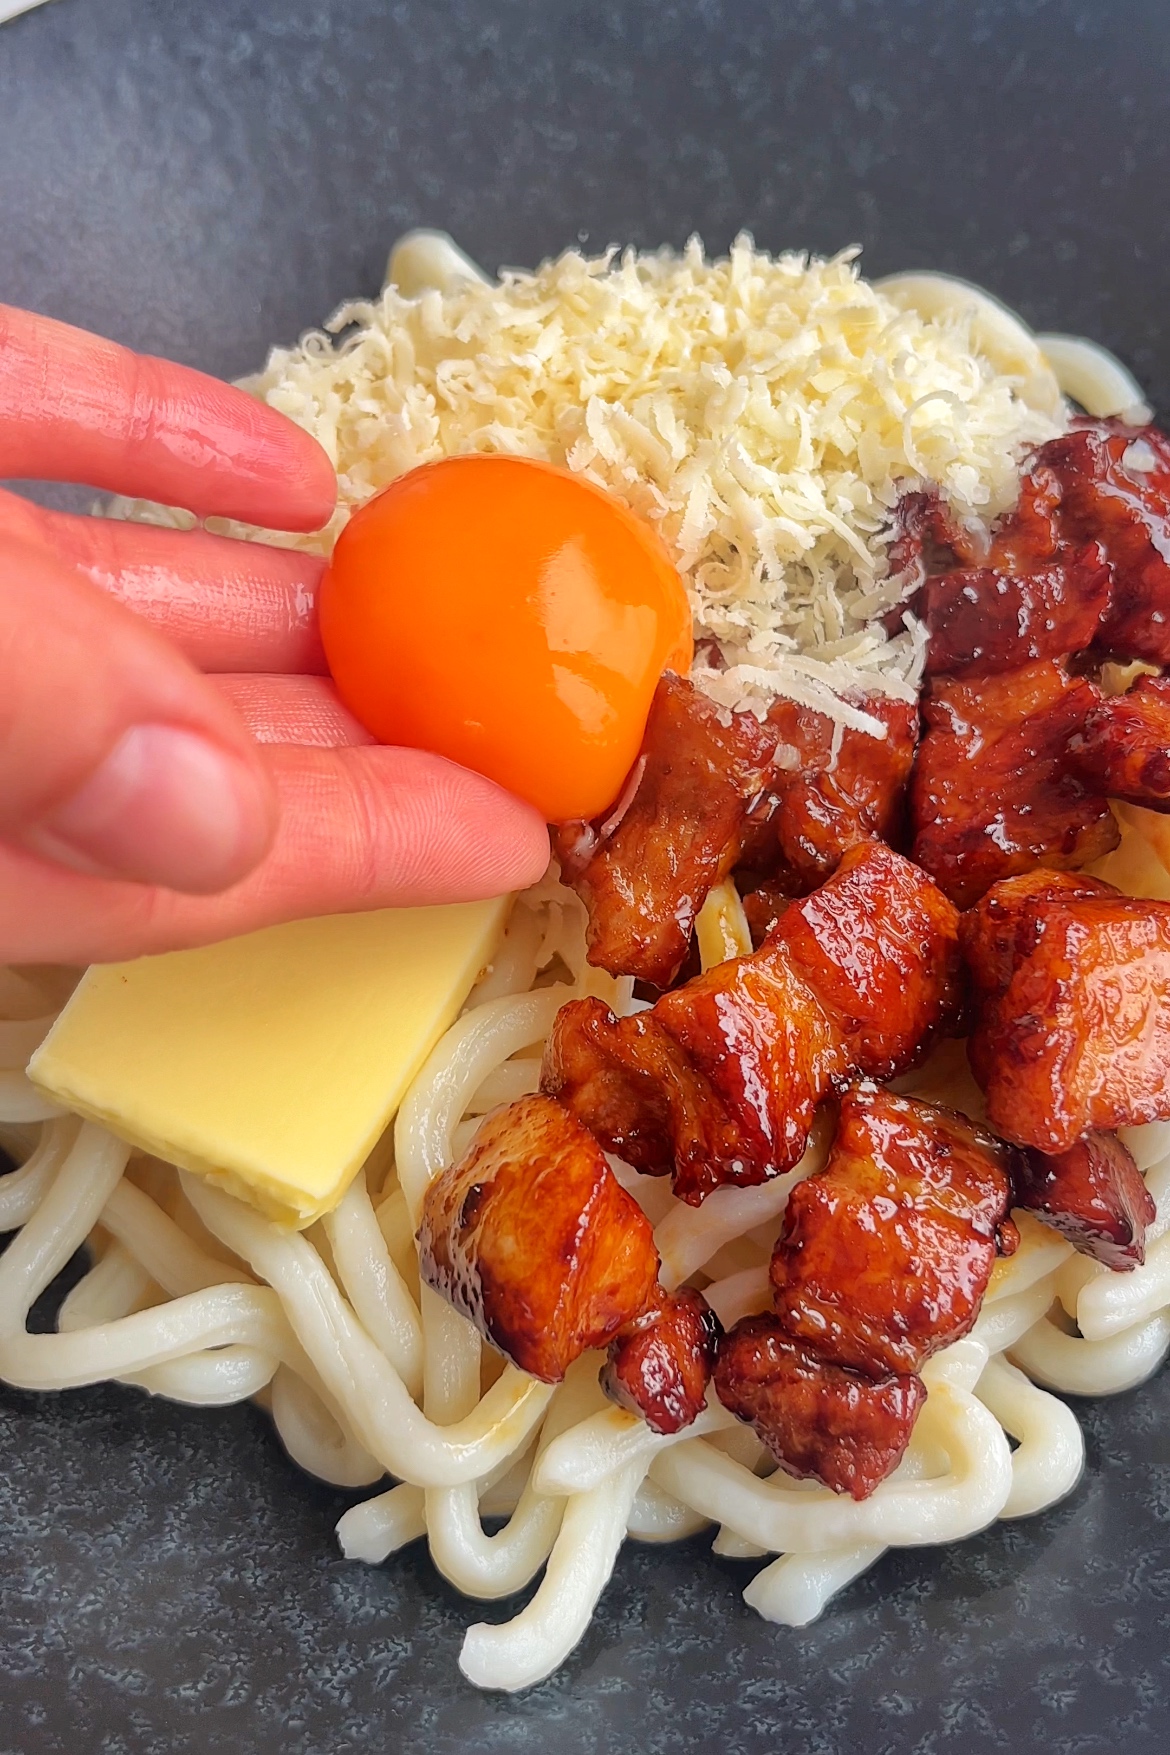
top-left (904, 420), bottom-right (1170, 677)
top-left (601, 1286), bottom-right (722, 1434)
top-left (770, 1083), bottom-right (1014, 1377)
top-left (553, 673), bottom-right (777, 988)
top-left (746, 694), bottom-right (919, 891)
top-left (543, 961), bottom-right (843, 1203)
top-left (960, 867), bottom-right (1117, 1004)
top-left (714, 1314), bottom-right (925, 1500)
top-left (543, 843), bottom-right (960, 1204)
top-left (416, 1094), bottom-right (660, 1382)
top-left (918, 547), bottom-right (1111, 680)
top-left (1043, 421), bottom-right (1170, 665)
top-left (911, 659), bottom-right (1118, 908)
top-left (1070, 674), bottom-right (1170, 810)
top-left (1013, 1132), bottom-right (1156, 1270)
top-left (774, 839), bottom-right (961, 1079)
top-left (965, 885), bottom-right (1170, 1153)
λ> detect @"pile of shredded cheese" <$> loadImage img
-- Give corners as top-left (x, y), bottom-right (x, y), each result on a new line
top-left (129, 236), bottom-right (1067, 721)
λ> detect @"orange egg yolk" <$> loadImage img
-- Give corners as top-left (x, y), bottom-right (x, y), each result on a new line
top-left (319, 455), bottom-right (694, 822)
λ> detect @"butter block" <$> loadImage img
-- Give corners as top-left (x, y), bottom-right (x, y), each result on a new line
top-left (29, 899), bottom-right (509, 1226)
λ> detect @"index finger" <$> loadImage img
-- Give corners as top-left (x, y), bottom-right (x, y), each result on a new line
top-left (0, 305), bottom-right (336, 533)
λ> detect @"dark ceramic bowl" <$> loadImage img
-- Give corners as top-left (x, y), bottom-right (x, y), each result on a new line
top-left (2, 3), bottom-right (1169, 1751)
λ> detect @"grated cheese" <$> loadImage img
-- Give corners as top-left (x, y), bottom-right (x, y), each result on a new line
top-left (119, 235), bottom-right (1066, 722)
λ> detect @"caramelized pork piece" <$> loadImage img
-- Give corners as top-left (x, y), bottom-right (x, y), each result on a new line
top-left (770, 1083), bottom-right (1014, 1377)
top-left (553, 674), bottom-right (778, 988)
top-left (740, 878), bottom-right (794, 949)
top-left (1069, 674), bottom-right (1170, 810)
top-left (759, 695), bottom-right (919, 889)
top-left (544, 844), bottom-right (960, 1203)
top-left (967, 888), bottom-right (1170, 1153)
top-left (885, 487), bottom-right (968, 591)
top-left (919, 547), bottom-right (1111, 679)
top-left (714, 1314), bottom-right (926, 1500)
top-left (911, 658), bottom-right (1118, 907)
top-left (960, 867), bottom-right (1118, 1005)
top-left (1013, 1132), bottom-right (1156, 1270)
top-left (601, 1287), bottom-right (722, 1434)
top-left (543, 961), bottom-right (843, 1203)
top-left (1042, 421), bottom-right (1170, 665)
top-left (416, 1095), bottom-right (660, 1382)
top-left (774, 840), bottom-right (961, 1079)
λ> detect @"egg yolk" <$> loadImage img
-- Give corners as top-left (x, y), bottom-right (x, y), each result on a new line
top-left (319, 455), bottom-right (694, 822)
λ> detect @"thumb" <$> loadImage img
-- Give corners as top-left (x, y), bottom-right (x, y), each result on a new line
top-left (0, 532), bottom-right (277, 893)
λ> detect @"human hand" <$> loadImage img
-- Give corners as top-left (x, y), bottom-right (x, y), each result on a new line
top-left (0, 306), bottom-right (549, 965)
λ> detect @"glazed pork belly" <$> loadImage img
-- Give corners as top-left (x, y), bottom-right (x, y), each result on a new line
top-left (714, 1316), bottom-right (925, 1501)
top-left (910, 659), bottom-right (1118, 908)
top-left (543, 842), bottom-right (961, 1203)
top-left (740, 693), bottom-right (919, 893)
top-left (904, 418), bottom-right (1170, 676)
top-left (1012, 1132), bottom-right (1156, 1270)
top-left (768, 1083), bottom-right (1015, 1378)
top-left (715, 1082), bottom-right (1014, 1498)
top-left (553, 673), bottom-right (778, 989)
top-left (601, 1286), bottom-right (722, 1435)
top-left (1069, 673), bottom-right (1170, 810)
top-left (416, 1094), bottom-right (660, 1382)
top-left (557, 672), bottom-right (919, 988)
top-left (962, 873), bottom-right (1170, 1153)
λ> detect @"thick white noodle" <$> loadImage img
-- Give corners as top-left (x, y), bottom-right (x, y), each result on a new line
top-left (654, 1123), bottom-right (828, 1290)
top-left (974, 1356), bottom-right (1084, 1518)
top-left (534, 1398), bottom-right (736, 1497)
top-left (337, 1483), bottom-right (428, 1562)
top-left (1010, 1310), bottom-right (1170, 1396)
top-left (458, 1461), bottom-right (645, 1693)
top-left (0, 1114), bottom-right (79, 1230)
top-left (181, 1172), bottom-right (552, 1487)
top-left (1037, 332), bottom-right (1152, 423)
top-left (322, 1171), bottom-right (423, 1396)
top-left (0, 1067), bottom-right (66, 1123)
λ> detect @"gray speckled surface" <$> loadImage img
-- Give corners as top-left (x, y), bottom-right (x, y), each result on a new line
top-left (2, 2), bottom-right (1170, 1750)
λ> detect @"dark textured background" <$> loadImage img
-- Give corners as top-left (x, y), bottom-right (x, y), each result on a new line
top-left (2, 1), bottom-right (1170, 1751)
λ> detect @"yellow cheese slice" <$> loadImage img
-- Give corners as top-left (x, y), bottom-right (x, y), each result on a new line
top-left (28, 899), bottom-right (510, 1227)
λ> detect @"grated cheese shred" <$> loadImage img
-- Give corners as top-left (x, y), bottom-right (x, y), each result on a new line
top-left (121, 236), bottom-right (1066, 724)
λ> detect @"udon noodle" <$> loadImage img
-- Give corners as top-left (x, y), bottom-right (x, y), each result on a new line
top-left (2, 812), bottom-right (1169, 1692)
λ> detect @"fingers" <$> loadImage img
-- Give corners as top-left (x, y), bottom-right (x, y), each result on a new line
top-left (210, 675), bottom-right (375, 746)
top-left (0, 533), bottom-right (277, 894)
top-left (0, 745), bottom-right (551, 964)
top-left (0, 305), bottom-right (335, 531)
top-left (2, 488), bottom-right (327, 672)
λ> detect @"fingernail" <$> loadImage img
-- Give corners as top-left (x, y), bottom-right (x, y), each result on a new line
top-left (28, 725), bottom-right (276, 894)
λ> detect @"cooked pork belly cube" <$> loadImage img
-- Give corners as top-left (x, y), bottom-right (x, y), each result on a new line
top-left (918, 547), bottom-right (1111, 680)
top-left (543, 959), bottom-right (844, 1205)
top-left (960, 867), bottom-right (1119, 1005)
top-left (771, 840), bottom-right (961, 1080)
top-left (1043, 420), bottom-right (1170, 666)
top-left (770, 1083), bottom-right (1014, 1378)
top-left (544, 845), bottom-right (959, 1205)
top-left (714, 1314), bottom-right (926, 1500)
top-left (1013, 1132), bottom-right (1156, 1270)
top-left (747, 694), bottom-right (918, 891)
top-left (553, 674), bottom-right (779, 988)
top-left (601, 1286), bottom-right (722, 1435)
top-left (968, 890), bottom-right (1170, 1153)
top-left (1069, 674), bottom-right (1170, 810)
top-left (911, 658), bottom-right (1118, 908)
top-left (416, 1094), bottom-right (660, 1382)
